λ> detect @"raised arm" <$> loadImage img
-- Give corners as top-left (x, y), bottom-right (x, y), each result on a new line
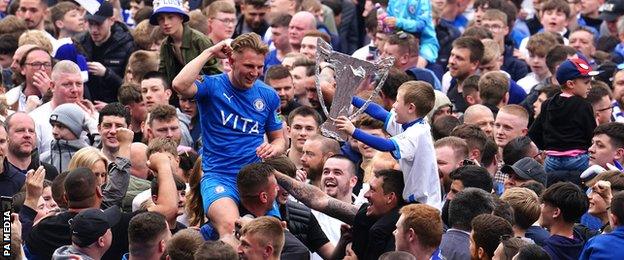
top-left (172, 41), bottom-right (232, 98)
top-left (146, 152), bottom-right (178, 221)
top-left (101, 128), bottom-right (133, 209)
top-left (352, 96), bottom-right (389, 122)
top-left (274, 172), bottom-right (358, 225)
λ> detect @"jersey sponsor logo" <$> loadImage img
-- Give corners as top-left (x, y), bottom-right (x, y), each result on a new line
top-left (253, 98), bottom-right (265, 111)
top-left (223, 93), bottom-right (234, 102)
top-left (220, 110), bottom-right (261, 134)
top-left (215, 185), bottom-right (225, 193)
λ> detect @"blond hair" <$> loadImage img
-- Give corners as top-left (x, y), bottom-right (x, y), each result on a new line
top-left (481, 39), bottom-right (501, 65)
top-left (501, 187), bottom-right (540, 229)
top-left (240, 216), bottom-right (285, 258)
top-left (68, 147), bottom-right (109, 172)
top-left (398, 81), bottom-right (435, 117)
top-left (231, 33), bottom-right (269, 55)
top-left (18, 30), bottom-right (53, 53)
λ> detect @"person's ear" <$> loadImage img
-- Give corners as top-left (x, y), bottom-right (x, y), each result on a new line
top-left (614, 148), bottom-right (624, 161)
top-left (54, 20), bottom-right (64, 30)
top-left (151, 194), bottom-right (158, 203)
top-left (478, 247), bottom-right (486, 259)
top-left (96, 185), bottom-right (103, 199)
top-left (553, 207), bottom-right (561, 219)
top-left (466, 94), bottom-right (476, 106)
top-left (407, 228), bottom-right (416, 242)
top-left (469, 148), bottom-right (481, 161)
top-left (165, 88), bottom-right (172, 99)
top-left (349, 175), bottom-right (358, 188)
top-left (264, 243), bottom-right (274, 258)
top-left (259, 191), bottom-right (268, 203)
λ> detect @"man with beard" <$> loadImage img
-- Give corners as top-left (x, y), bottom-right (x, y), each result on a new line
top-left (1, 112), bottom-right (58, 197)
top-left (30, 61), bottom-right (98, 155)
top-left (274, 168), bottom-right (404, 260)
top-left (233, 0), bottom-right (269, 38)
top-left (16, 0), bottom-right (48, 32)
top-left (300, 134), bottom-right (340, 187)
top-left (445, 37), bottom-right (484, 113)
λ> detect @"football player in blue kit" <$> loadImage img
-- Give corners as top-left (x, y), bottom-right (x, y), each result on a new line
top-left (173, 33), bottom-right (286, 240)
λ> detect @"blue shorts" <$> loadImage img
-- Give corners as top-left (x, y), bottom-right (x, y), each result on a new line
top-left (200, 174), bottom-right (239, 213)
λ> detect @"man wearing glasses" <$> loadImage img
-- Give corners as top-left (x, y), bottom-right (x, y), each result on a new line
top-left (6, 47), bottom-right (52, 112)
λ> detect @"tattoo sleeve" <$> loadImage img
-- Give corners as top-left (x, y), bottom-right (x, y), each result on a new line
top-left (275, 172), bottom-right (357, 224)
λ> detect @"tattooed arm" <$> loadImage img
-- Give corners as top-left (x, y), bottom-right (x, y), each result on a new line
top-left (274, 172), bottom-right (358, 225)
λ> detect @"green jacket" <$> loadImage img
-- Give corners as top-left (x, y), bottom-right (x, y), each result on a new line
top-left (159, 24), bottom-right (221, 84)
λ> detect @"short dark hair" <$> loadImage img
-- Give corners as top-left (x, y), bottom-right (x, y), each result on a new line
top-left (265, 65), bottom-right (292, 84)
top-left (264, 155), bottom-right (297, 178)
top-left (452, 37), bottom-right (485, 63)
top-left (462, 75), bottom-right (481, 98)
top-left (287, 106), bottom-right (322, 126)
top-left (432, 115), bottom-right (461, 140)
top-left (118, 82), bottom-right (143, 105)
top-left (99, 102), bottom-right (131, 126)
top-left (381, 68), bottom-right (411, 101)
top-left (520, 180), bottom-right (546, 196)
top-left (516, 244), bottom-right (550, 260)
top-left (546, 45), bottom-right (577, 74)
top-left (64, 167), bottom-right (97, 208)
top-left (148, 104), bottom-right (178, 125)
top-left (449, 165), bottom-right (493, 193)
top-left (471, 214), bottom-right (513, 259)
top-left (292, 58), bottom-right (315, 77)
top-left (374, 169), bottom-right (405, 199)
top-left (586, 81), bottom-right (612, 106)
top-left (194, 240), bottom-right (237, 260)
top-left (611, 191), bottom-right (624, 225)
top-left (386, 32), bottom-right (420, 57)
top-left (165, 229), bottom-right (205, 260)
top-left (0, 33), bottom-right (18, 56)
top-left (237, 162), bottom-right (275, 198)
top-left (480, 139), bottom-right (499, 167)
top-left (243, 0), bottom-right (268, 7)
top-left (594, 122), bottom-right (624, 148)
top-left (492, 197), bottom-right (515, 226)
top-left (540, 182), bottom-right (588, 223)
top-left (448, 188), bottom-right (495, 230)
top-left (128, 212), bottom-right (169, 257)
top-left (541, 0), bottom-right (571, 18)
top-left (450, 124), bottom-right (488, 159)
top-left (142, 71), bottom-right (171, 89)
top-left (51, 171), bottom-right (70, 209)
top-left (151, 173), bottom-right (186, 195)
top-left (502, 136), bottom-right (534, 165)
top-left (327, 154), bottom-right (358, 177)
top-left (269, 12), bottom-right (292, 27)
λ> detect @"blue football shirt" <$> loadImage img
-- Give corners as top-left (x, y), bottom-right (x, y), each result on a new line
top-left (195, 73), bottom-right (283, 176)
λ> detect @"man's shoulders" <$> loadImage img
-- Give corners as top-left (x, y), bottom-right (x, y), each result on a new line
top-left (29, 102), bottom-right (52, 117)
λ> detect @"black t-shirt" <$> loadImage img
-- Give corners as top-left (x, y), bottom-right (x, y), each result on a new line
top-left (351, 204), bottom-right (399, 260)
top-left (25, 207), bottom-right (145, 260)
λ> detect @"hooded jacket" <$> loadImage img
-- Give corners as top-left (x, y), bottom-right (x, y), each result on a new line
top-left (41, 139), bottom-right (89, 173)
top-left (52, 245), bottom-right (95, 260)
top-left (528, 92), bottom-right (596, 151)
top-left (543, 229), bottom-right (586, 260)
top-left (76, 22), bottom-right (136, 103)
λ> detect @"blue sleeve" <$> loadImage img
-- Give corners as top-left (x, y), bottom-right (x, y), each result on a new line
top-left (353, 128), bottom-right (396, 152)
top-left (352, 97), bottom-right (390, 122)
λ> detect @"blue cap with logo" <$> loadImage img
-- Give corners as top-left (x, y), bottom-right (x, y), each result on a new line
top-left (556, 57), bottom-right (599, 84)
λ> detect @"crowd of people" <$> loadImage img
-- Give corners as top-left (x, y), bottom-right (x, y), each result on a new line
top-left (2, 0), bottom-right (624, 258)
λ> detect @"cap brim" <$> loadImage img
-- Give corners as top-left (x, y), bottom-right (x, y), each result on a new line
top-left (102, 206), bottom-right (122, 227)
top-left (501, 165), bottom-right (531, 180)
top-left (149, 8), bottom-right (189, 25)
top-left (599, 12), bottom-right (621, 21)
top-left (86, 14), bottom-right (107, 23)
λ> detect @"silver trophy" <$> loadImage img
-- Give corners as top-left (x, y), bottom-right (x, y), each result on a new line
top-left (315, 38), bottom-right (394, 141)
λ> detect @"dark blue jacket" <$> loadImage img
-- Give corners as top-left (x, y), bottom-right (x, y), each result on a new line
top-left (543, 229), bottom-right (586, 260)
top-left (501, 45), bottom-right (530, 81)
top-left (508, 79), bottom-right (527, 104)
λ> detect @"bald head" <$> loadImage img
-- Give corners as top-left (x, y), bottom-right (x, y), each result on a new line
top-left (464, 104), bottom-right (495, 137)
top-left (289, 11), bottom-right (317, 51)
top-left (130, 142), bottom-right (149, 179)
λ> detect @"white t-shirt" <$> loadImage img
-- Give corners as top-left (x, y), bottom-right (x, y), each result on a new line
top-left (386, 111), bottom-right (441, 209)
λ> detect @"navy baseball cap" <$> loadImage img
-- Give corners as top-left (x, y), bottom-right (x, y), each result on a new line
top-left (556, 58), bottom-right (599, 84)
top-left (85, 1), bottom-right (113, 23)
top-left (600, 0), bottom-right (624, 21)
top-left (501, 157), bottom-right (547, 186)
top-left (70, 206), bottom-right (121, 247)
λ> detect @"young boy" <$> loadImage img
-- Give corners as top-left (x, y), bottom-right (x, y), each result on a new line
top-left (517, 32), bottom-right (559, 93)
top-left (335, 81), bottom-right (441, 208)
top-left (529, 58), bottom-right (598, 173)
top-left (150, 0), bottom-right (220, 84)
top-left (50, 1), bottom-right (85, 39)
top-left (519, 0), bottom-right (570, 61)
top-left (41, 103), bottom-right (89, 172)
